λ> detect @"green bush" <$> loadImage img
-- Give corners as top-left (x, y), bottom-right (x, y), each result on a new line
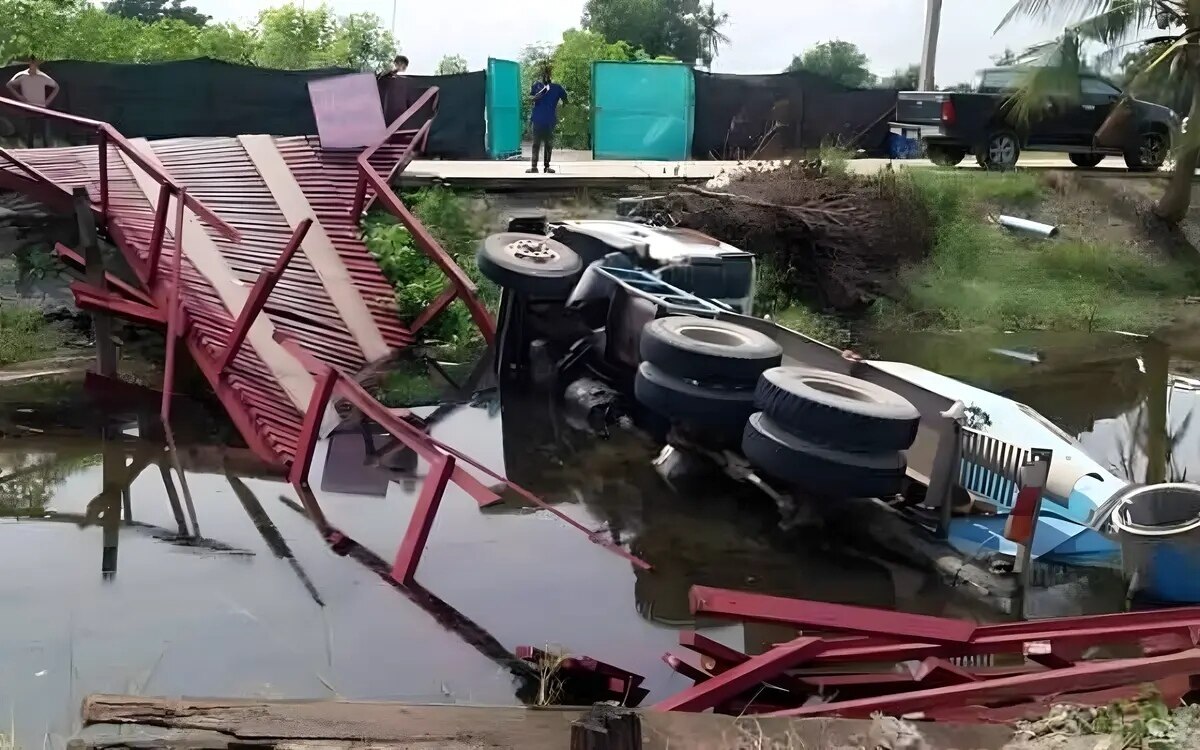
top-left (362, 186), bottom-right (496, 352)
top-left (0, 304), bottom-right (60, 366)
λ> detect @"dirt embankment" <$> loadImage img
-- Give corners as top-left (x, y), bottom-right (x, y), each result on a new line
top-left (663, 161), bottom-right (935, 313)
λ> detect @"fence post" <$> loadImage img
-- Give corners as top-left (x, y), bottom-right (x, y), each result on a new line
top-left (75, 187), bottom-right (118, 377)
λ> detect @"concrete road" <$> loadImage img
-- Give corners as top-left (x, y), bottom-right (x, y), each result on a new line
top-left (401, 153), bottom-right (1167, 190)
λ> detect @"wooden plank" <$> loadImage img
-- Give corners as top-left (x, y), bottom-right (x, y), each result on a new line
top-left (78, 696), bottom-right (1019, 750)
top-left (115, 139), bottom-right (320, 415)
top-left (238, 135), bottom-right (390, 361)
top-left (689, 586), bottom-right (977, 644)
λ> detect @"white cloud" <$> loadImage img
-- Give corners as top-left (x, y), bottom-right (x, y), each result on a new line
top-left (191, 0), bottom-right (1061, 84)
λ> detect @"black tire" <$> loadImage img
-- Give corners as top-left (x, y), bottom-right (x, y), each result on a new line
top-left (979, 131), bottom-right (1020, 171)
top-left (755, 367), bottom-right (920, 452)
top-left (475, 232), bottom-right (583, 296)
top-left (1125, 131), bottom-right (1168, 172)
top-left (927, 145), bottom-right (966, 167)
top-left (640, 316), bottom-right (782, 384)
top-left (634, 362), bottom-right (756, 428)
top-left (1069, 153), bottom-right (1105, 168)
top-left (742, 413), bottom-right (907, 498)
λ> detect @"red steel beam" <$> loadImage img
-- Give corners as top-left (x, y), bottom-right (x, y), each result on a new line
top-left (98, 131), bottom-right (109, 224)
top-left (103, 219), bottom-right (282, 466)
top-left (392, 453), bottom-right (455, 586)
top-left (663, 653), bottom-right (711, 684)
top-left (145, 183), bottom-right (172, 286)
top-left (287, 366), bottom-right (338, 488)
top-left (69, 282), bottom-right (166, 326)
top-left (55, 244), bottom-right (154, 305)
top-left (217, 218), bottom-right (312, 372)
top-left (653, 638), bottom-right (824, 713)
top-left (408, 284), bottom-right (458, 338)
top-left (160, 192), bottom-right (188, 426)
top-left (808, 615), bottom-right (1200, 666)
top-left (764, 649), bottom-right (1200, 719)
top-left (690, 587), bottom-right (977, 644)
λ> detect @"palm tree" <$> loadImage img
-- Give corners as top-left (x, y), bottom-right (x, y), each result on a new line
top-left (695, 2), bottom-right (730, 70)
top-left (998, 1), bottom-right (1197, 224)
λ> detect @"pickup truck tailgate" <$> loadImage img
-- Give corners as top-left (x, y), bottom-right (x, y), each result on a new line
top-left (896, 92), bottom-right (949, 125)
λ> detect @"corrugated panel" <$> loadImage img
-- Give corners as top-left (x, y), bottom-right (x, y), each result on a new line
top-left (274, 136), bottom-right (414, 350)
top-left (6, 132), bottom-right (419, 465)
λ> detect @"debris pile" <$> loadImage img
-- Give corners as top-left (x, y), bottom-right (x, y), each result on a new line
top-left (664, 160), bottom-right (935, 312)
top-left (650, 585), bottom-right (1200, 724)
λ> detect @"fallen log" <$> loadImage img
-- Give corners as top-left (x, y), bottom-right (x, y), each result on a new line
top-left (77, 695), bottom-right (1019, 750)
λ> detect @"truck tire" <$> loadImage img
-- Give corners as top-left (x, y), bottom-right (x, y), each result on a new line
top-left (927, 145), bottom-right (966, 167)
top-left (980, 131), bottom-right (1020, 171)
top-left (742, 413), bottom-right (907, 498)
top-left (1125, 131), bottom-right (1168, 172)
top-left (641, 316), bottom-right (782, 384)
top-left (1069, 153), bottom-right (1105, 168)
top-left (476, 232), bottom-right (582, 296)
top-left (634, 362), bottom-right (756, 428)
top-left (754, 367), bottom-right (920, 452)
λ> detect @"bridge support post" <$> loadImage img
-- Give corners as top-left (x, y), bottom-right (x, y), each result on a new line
top-left (75, 187), bottom-right (118, 377)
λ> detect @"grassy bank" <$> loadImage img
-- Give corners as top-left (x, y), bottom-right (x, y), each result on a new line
top-left (877, 169), bottom-right (1195, 334)
top-left (0, 304), bottom-right (63, 367)
top-left (768, 167), bottom-right (1196, 343)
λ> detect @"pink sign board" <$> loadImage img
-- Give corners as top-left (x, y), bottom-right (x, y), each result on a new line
top-left (307, 73), bottom-right (387, 149)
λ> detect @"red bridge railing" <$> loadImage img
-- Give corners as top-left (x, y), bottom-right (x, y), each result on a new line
top-left (351, 87), bottom-right (496, 344)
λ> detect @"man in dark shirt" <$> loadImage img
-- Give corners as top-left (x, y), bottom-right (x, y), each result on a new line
top-left (528, 66), bottom-right (567, 174)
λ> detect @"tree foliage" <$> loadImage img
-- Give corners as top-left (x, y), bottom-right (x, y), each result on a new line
top-left (435, 54), bottom-right (469, 75)
top-left (786, 40), bottom-right (875, 88)
top-left (581, 0), bottom-right (726, 64)
top-left (998, 0), bottom-right (1197, 224)
top-left (104, 0), bottom-right (208, 28)
top-left (0, 0), bottom-right (396, 71)
top-left (881, 63), bottom-right (920, 90)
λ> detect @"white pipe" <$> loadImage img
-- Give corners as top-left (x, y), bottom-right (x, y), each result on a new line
top-left (999, 215), bottom-right (1059, 238)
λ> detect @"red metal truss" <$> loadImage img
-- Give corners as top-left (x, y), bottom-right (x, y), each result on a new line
top-left (690, 586), bottom-right (978, 643)
top-left (657, 586), bottom-right (1200, 719)
top-left (0, 91), bottom-right (495, 470)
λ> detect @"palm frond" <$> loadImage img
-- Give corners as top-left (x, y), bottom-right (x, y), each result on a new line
top-left (997, 0), bottom-right (1171, 39)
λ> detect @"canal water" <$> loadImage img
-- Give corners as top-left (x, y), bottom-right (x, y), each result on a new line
top-left (0, 329), bottom-right (1196, 748)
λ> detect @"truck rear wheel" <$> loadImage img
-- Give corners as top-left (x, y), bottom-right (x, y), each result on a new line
top-left (979, 131), bottom-right (1020, 171)
top-left (1069, 153), bottom-right (1105, 168)
top-left (926, 145), bottom-right (966, 167)
top-left (1125, 131), bottom-right (1168, 172)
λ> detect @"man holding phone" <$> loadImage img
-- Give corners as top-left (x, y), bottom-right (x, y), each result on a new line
top-left (528, 65), bottom-right (567, 174)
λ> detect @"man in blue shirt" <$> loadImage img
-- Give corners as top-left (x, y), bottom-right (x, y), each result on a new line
top-left (529, 66), bottom-right (567, 174)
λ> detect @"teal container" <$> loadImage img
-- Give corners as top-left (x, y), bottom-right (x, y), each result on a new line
top-left (486, 58), bottom-right (522, 159)
top-left (591, 61), bottom-right (694, 160)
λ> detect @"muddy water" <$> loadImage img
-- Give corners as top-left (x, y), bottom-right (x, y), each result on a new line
top-left (0, 332), bottom-right (1191, 747)
top-left (866, 330), bottom-right (1200, 482)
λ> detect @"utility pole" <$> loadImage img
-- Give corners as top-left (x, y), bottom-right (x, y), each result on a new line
top-left (919, 0), bottom-right (943, 90)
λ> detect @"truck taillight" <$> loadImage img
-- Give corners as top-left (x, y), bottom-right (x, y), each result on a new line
top-left (940, 99), bottom-right (957, 125)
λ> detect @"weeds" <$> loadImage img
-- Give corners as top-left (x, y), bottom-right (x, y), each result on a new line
top-left (362, 186), bottom-right (497, 350)
top-left (880, 170), bottom-right (1194, 333)
top-left (532, 645), bottom-right (569, 707)
top-left (0, 304), bottom-right (61, 366)
top-left (773, 306), bottom-right (852, 348)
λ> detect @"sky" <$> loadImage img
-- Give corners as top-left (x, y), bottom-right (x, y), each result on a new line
top-left (189, 0), bottom-right (1062, 86)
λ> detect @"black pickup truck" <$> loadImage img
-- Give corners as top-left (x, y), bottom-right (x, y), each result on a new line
top-left (890, 67), bottom-right (1179, 171)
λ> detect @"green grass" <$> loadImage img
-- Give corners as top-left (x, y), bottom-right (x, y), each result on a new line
top-left (774, 306), bottom-right (853, 348)
top-left (879, 170), bottom-right (1195, 333)
top-left (0, 304), bottom-right (61, 366)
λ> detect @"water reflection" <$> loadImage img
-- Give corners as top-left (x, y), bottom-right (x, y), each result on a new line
top-left (867, 331), bottom-right (1200, 483)
top-left (6, 332), bottom-right (1191, 748)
